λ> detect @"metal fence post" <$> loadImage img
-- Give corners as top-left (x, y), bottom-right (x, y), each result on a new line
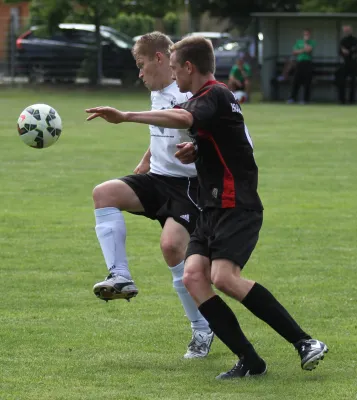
top-left (10, 8), bottom-right (18, 85)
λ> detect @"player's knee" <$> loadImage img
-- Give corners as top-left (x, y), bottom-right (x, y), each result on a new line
top-left (92, 183), bottom-right (108, 207)
top-left (183, 265), bottom-right (203, 291)
top-left (160, 237), bottom-right (184, 260)
top-left (93, 183), bottom-right (103, 203)
top-left (211, 271), bottom-right (230, 293)
top-left (92, 181), bottom-right (119, 208)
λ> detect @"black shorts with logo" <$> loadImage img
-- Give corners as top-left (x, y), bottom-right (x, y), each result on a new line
top-left (186, 207), bottom-right (263, 268)
top-left (119, 173), bottom-right (200, 234)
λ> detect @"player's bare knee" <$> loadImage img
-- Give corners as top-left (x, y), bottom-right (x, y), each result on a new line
top-left (211, 271), bottom-right (230, 293)
top-left (160, 236), bottom-right (184, 261)
top-left (93, 183), bottom-right (106, 208)
top-left (93, 181), bottom-right (120, 208)
top-left (183, 265), bottom-right (203, 290)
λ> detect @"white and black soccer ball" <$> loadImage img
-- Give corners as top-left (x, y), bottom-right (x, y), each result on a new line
top-left (233, 91), bottom-right (248, 104)
top-left (17, 104), bottom-right (62, 148)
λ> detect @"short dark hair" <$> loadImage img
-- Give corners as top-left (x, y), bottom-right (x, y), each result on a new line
top-left (170, 36), bottom-right (215, 75)
top-left (132, 31), bottom-right (173, 60)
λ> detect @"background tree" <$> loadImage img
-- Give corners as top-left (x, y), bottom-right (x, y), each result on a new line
top-left (188, 0), bottom-right (302, 31)
top-left (301, 0), bottom-right (357, 12)
top-left (163, 12), bottom-right (179, 35)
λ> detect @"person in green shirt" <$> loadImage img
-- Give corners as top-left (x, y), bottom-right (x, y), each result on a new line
top-left (288, 29), bottom-right (316, 104)
top-left (228, 58), bottom-right (252, 100)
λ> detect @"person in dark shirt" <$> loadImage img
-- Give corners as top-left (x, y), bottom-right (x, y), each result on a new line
top-left (337, 25), bottom-right (357, 104)
top-left (85, 35), bottom-right (328, 380)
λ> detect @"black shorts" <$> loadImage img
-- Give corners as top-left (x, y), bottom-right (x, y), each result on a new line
top-left (186, 207), bottom-right (263, 268)
top-left (119, 173), bottom-right (200, 234)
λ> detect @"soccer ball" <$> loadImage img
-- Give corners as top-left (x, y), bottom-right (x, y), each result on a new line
top-left (17, 104), bottom-right (62, 148)
top-left (233, 91), bottom-right (248, 104)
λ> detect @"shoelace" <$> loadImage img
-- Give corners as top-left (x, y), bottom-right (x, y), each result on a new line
top-left (297, 341), bottom-right (312, 357)
top-left (226, 360), bottom-right (243, 375)
top-left (188, 339), bottom-right (207, 353)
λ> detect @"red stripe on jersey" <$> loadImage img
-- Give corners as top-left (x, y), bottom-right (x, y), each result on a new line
top-left (190, 81), bottom-right (228, 101)
top-left (198, 80), bottom-right (228, 91)
top-left (198, 129), bottom-right (236, 208)
top-left (188, 87), bottom-right (212, 101)
top-left (197, 128), bottom-right (211, 138)
top-left (209, 136), bottom-right (236, 207)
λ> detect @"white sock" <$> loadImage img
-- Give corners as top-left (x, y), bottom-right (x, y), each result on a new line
top-left (94, 207), bottom-right (132, 280)
top-left (170, 261), bottom-right (211, 333)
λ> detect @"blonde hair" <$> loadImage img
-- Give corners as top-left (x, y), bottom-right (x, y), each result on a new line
top-left (170, 36), bottom-right (215, 74)
top-left (132, 31), bottom-right (173, 60)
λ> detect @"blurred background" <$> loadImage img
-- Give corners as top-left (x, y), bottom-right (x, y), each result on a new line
top-left (1, 0), bottom-right (357, 103)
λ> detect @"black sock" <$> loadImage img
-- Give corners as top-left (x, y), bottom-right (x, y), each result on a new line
top-left (199, 295), bottom-right (260, 364)
top-left (242, 283), bottom-right (311, 345)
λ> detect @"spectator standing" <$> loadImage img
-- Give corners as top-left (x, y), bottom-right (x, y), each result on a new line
top-left (337, 25), bottom-right (357, 104)
top-left (287, 29), bottom-right (316, 104)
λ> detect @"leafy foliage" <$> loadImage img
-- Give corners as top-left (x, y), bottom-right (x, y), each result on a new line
top-left (163, 12), bottom-right (179, 35)
top-left (111, 13), bottom-right (155, 37)
top-left (301, 0), bottom-right (357, 12)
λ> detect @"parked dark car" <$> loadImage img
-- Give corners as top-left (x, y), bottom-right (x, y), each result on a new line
top-left (15, 23), bottom-right (138, 84)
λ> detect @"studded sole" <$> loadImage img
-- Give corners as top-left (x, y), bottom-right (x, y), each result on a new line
top-left (302, 346), bottom-right (329, 371)
top-left (94, 287), bottom-right (138, 301)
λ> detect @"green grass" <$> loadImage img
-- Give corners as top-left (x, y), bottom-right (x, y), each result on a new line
top-left (0, 87), bottom-right (356, 400)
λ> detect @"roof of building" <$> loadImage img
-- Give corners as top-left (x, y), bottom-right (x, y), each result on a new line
top-left (251, 12), bottom-right (357, 18)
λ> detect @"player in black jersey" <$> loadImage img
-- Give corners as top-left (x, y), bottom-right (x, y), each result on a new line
top-left (86, 35), bottom-right (328, 380)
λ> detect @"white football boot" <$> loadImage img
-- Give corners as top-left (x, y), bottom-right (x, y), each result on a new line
top-left (93, 273), bottom-right (138, 302)
top-left (184, 330), bottom-right (214, 359)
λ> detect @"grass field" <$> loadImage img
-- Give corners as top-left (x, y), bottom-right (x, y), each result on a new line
top-left (0, 86), bottom-right (356, 400)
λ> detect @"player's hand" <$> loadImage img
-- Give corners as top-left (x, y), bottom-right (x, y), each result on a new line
top-left (175, 142), bottom-right (197, 164)
top-left (85, 107), bottom-right (127, 124)
top-left (341, 47), bottom-right (349, 55)
top-left (134, 159), bottom-right (150, 174)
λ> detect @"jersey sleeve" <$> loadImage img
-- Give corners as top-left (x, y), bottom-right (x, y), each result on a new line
top-left (244, 64), bottom-right (252, 77)
top-left (176, 87), bottom-right (219, 131)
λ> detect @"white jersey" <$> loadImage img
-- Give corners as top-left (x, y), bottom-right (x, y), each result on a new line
top-left (149, 82), bottom-right (196, 178)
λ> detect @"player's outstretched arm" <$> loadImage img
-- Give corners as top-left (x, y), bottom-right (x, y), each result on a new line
top-left (86, 106), bottom-right (126, 123)
top-left (86, 107), bottom-right (193, 129)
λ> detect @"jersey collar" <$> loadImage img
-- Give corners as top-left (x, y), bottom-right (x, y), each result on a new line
top-left (198, 79), bottom-right (227, 92)
top-left (158, 80), bottom-right (177, 94)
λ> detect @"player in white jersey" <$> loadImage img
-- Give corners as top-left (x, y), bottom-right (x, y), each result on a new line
top-left (92, 32), bottom-right (213, 358)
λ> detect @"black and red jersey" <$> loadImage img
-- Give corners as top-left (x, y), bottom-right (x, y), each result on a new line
top-left (176, 80), bottom-right (263, 210)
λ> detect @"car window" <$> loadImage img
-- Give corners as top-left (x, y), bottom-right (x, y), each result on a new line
top-left (101, 30), bottom-right (132, 49)
top-left (51, 30), bottom-right (69, 41)
top-left (105, 29), bottom-right (134, 45)
top-left (29, 27), bottom-right (50, 39)
top-left (30, 28), bottom-right (71, 41)
top-left (61, 29), bottom-right (96, 43)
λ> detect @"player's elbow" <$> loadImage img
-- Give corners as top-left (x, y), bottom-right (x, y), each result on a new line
top-left (178, 110), bottom-right (193, 129)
